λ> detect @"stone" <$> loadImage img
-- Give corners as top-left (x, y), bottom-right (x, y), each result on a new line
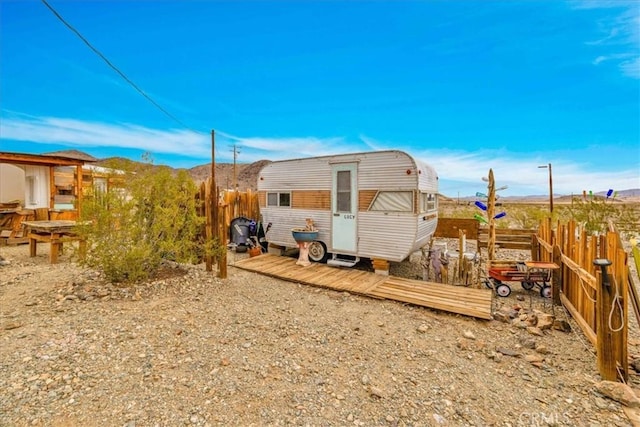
top-left (519, 337), bottom-right (536, 349)
top-left (535, 345), bottom-right (549, 355)
top-left (496, 348), bottom-right (521, 358)
top-left (526, 326), bottom-right (544, 337)
top-left (2, 321), bottom-right (22, 330)
top-left (369, 386), bottom-right (385, 398)
top-left (553, 319), bottom-right (572, 332)
top-left (463, 330), bottom-right (476, 340)
top-left (536, 313), bottom-right (555, 330)
top-left (595, 381), bottom-right (640, 408)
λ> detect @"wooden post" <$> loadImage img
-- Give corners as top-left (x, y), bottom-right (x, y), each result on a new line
top-left (487, 169), bottom-right (496, 261)
top-left (595, 262), bottom-right (620, 381)
top-left (552, 244), bottom-right (562, 305)
top-left (218, 184), bottom-right (228, 279)
top-left (49, 166), bottom-right (56, 209)
top-left (75, 164), bottom-right (83, 217)
top-left (204, 178), bottom-right (213, 272)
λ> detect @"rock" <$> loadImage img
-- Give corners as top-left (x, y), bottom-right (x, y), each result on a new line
top-left (553, 319), bottom-right (572, 332)
top-left (493, 311), bottom-right (510, 323)
top-left (536, 313), bottom-right (555, 330)
top-left (417, 324), bottom-right (429, 333)
top-left (369, 386), bottom-right (385, 398)
top-left (462, 330), bottom-right (476, 340)
top-left (519, 337), bottom-right (536, 349)
top-left (2, 321), bottom-right (22, 330)
top-left (526, 326), bottom-right (544, 336)
top-left (524, 354), bottom-right (545, 364)
top-left (512, 320), bottom-right (528, 329)
top-left (595, 381), bottom-right (640, 408)
top-left (496, 348), bottom-right (521, 358)
top-left (535, 345), bottom-right (549, 355)
top-left (493, 307), bottom-right (518, 323)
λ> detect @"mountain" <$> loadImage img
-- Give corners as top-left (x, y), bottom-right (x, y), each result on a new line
top-left (95, 156), bottom-right (271, 191)
top-left (82, 150), bottom-right (640, 199)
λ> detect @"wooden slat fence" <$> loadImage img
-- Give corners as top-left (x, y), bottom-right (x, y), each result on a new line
top-left (534, 217), bottom-right (629, 381)
top-left (197, 180), bottom-right (260, 271)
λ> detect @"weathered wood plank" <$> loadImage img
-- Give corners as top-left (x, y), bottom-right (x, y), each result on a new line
top-left (233, 254), bottom-right (493, 320)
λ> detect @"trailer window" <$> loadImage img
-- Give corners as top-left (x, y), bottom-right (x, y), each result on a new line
top-left (267, 192), bottom-right (291, 207)
top-left (369, 191), bottom-right (413, 212)
top-left (420, 192), bottom-right (437, 212)
top-left (336, 170), bottom-right (351, 212)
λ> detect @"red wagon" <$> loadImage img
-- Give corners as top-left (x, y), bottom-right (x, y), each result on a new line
top-left (485, 261), bottom-right (559, 298)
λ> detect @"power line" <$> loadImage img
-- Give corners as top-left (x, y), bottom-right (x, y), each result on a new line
top-left (40, 0), bottom-right (202, 134)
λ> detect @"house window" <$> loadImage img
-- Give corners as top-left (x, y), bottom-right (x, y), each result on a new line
top-left (267, 192), bottom-right (291, 207)
top-left (421, 192), bottom-right (437, 212)
top-left (369, 191), bottom-right (413, 212)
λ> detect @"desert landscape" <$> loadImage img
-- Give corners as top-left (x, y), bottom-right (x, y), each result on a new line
top-left (1, 230), bottom-right (639, 426)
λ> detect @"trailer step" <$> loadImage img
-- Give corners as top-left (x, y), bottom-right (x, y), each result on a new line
top-left (327, 256), bottom-right (360, 268)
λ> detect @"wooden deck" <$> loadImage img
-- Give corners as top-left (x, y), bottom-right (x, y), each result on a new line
top-left (232, 254), bottom-right (493, 320)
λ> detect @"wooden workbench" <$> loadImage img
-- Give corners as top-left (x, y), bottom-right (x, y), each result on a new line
top-left (21, 220), bottom-right (86, 264)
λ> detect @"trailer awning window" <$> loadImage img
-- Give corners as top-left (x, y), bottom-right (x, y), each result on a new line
top-left (369, 191), bottom-right (413, 212)
top-left (420, 192), bottom-right (438, 212)
top-left (267, 192), bottom-right (291, 207)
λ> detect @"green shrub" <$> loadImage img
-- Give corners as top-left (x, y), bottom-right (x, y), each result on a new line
top-left (76, 158), bottom-right (220, 283)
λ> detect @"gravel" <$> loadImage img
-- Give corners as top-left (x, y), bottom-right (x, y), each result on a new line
top-left (1, 242), bottom-right (638, 427)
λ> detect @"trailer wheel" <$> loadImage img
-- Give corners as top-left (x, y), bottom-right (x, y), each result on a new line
top-left (308, 241), bottom-right (329, 263)
top-left (496, 284), bottom-right (511, 297)
top-left (540, 285), bottom-right (552, 299)
top-left (521, 281), bottom-right (535, 291)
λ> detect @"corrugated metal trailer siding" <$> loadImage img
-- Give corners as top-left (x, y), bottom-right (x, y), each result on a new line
top-left (357, 152), bottom-right (417, 190)
top-left (259, 158), bottom-right (332, 190)
top-left (357, 213), bottom-right (418, 261)
top-left (258, 150), bottom-right (438, 261)
top-left (265, 209), bottom-right (332, 247)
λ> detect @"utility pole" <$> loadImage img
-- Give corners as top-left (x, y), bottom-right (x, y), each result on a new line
top-left (212, 130), bottom-right (227, 279)
top-left (231, 144), bottom-right (240, 191)
top-left (538, 163), bottom-right (553, 214)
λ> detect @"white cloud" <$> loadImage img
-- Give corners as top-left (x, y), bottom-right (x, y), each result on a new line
top-left (1, 113), bottom-right (211, 157)
top-left (576, 1), bottom-right (640, 79)
top-left (1, 113), bottom-right (637, 196)
top-left (0, 112), bottom-right (349, 163)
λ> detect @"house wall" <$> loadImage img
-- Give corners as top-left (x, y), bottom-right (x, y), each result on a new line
top-left (0, 163), bottom-right (26, 204)
top-left (23, 165), bottom-right (50, 209)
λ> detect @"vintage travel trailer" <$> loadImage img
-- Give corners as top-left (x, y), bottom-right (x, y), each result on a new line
top-left (257, 150), bottom-right (439, 268)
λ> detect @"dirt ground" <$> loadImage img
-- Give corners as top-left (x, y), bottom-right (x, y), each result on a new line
top-left (1, 242), bottom-right (639, 427)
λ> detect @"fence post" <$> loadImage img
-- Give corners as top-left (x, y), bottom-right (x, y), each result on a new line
top-left (594, 258), bottom-right (619, 381)
top-left (552, 244), bottom-right (562, 305)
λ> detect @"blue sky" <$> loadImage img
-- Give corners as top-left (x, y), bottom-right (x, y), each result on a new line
top-left (1, 0), bottom-right (638, 197)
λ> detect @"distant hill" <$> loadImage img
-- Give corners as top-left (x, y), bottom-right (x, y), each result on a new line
top-left (76, 150), bottom-right (640, 199)
top-left (95, 156), bottom-right (271, 191)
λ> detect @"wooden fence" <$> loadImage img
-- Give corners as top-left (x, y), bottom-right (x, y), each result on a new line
top-left (534, 217), bottom-right (629, 382)
top-left (197, 179), bottom-right (260, 277)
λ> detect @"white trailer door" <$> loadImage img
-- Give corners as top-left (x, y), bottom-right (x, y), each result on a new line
top-left (331, 163), bottom-right (357, 253)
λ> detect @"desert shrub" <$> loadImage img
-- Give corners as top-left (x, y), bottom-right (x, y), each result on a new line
top-left (508, 205), bottom-right (550, 229)
top-left (76, 158), bottom-right (220, 283)
top-left (559, 196), bottom-right (639, 236)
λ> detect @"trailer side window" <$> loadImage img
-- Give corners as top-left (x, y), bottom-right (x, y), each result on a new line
top-left (369, 191), bottom-right (413, 212)
top-left (420, 192), bottom-right (437, 212)
top-left (267, 192), bottom-right (291, 207)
